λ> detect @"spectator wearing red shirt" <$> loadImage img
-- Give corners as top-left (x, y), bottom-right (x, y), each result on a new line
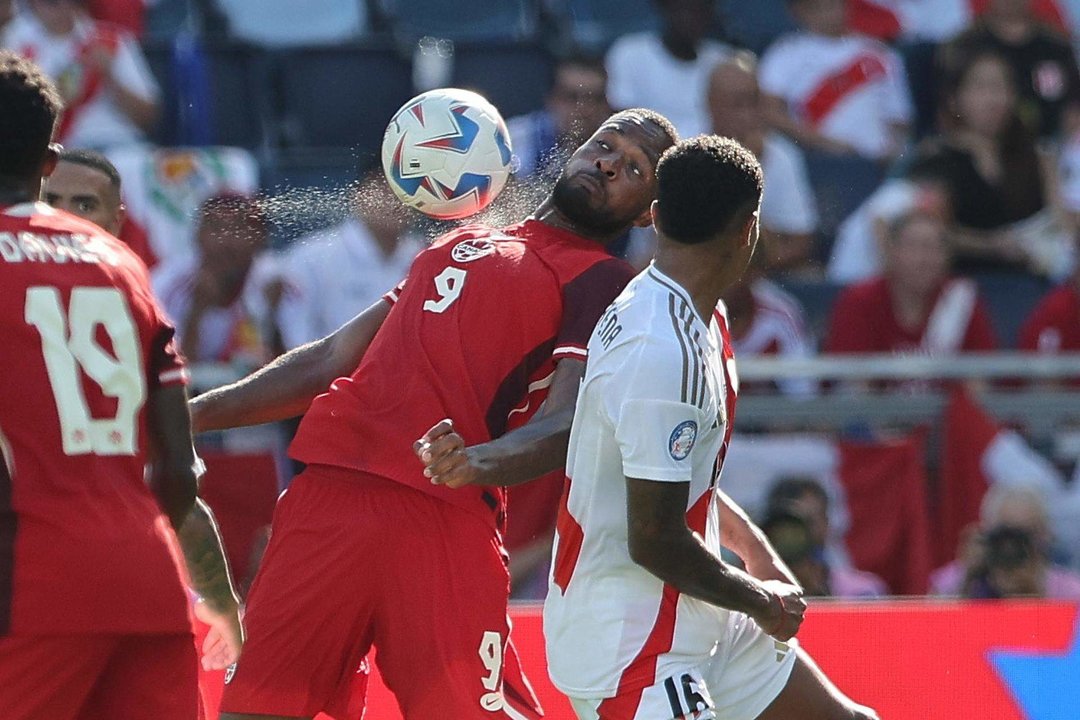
top-left (826, 203), bottom-right (997, 361)
top-left (1018, 270), bottom-right (1080, 352)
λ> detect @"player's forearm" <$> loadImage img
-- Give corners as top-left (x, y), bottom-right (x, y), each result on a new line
top-left (717, 491), bottom-right (799, 586)
top-left (178, 498), bottom-right (241, 615)
top-left (190, 339), bottom-right (332, 431)
top-left (630, 528), bottom-right (775, 618)
top-left (469, 405), bottom-right (574, 487)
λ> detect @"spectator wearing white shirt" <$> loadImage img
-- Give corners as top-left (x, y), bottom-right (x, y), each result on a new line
top-left (604, 0), bottom-right (730, 137)
top-left (275, 173), bottom-right (421, 350)
top-left (1, 0), bottom-right (159, 149)
top-left (759, 0), bottom-right (913, 160)
top-left (708, 52), bottom-right (820, 275)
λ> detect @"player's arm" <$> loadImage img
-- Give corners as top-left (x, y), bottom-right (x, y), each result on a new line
top-left (416, 357), bottom-right (584, 488)
top-left (190, 299), bottom-right (391, 432)
top-left (626, 477), bottom-right (804, 641)
top-left (146, 383), bottom-right (199, 529)
top-left (178, 498), bottom-right (243, 670)
top-left (716, 490), bottom-right (801, 587)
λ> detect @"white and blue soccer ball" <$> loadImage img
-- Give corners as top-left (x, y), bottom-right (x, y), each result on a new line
top-left (381, 88), bottom-right (513, 220)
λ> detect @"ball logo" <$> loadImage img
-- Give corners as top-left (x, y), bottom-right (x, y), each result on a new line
top-left (669, 421), bottom-right (698, 461)
top-left (451, 239), bottom-right (496, 263)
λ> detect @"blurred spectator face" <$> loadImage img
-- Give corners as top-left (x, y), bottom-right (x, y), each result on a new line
top-left (983, 527), bottom-right (1044, 597)
top-left (657, 0), bottom-right (715, 46)
top-left (707, 57), bottom-right (761, 147)
top-left (547, 63), bottom-right (610, 143)
top-left (986, 490), bottom-right (1052, 551)
top-left (196, 196), bottom-right (265, 272)
top-left (44, 159), bottom-right (124, 236)
top-left (988, 0), bottom-right (1033, 19)
top-left (789, 0), bottom-right (847, 36)
top-left (763, 512), bottom-right (830, 595)
top-left (28, 0), bottom-right (81, 34)
top-left (883, 214), bottom-right (950, 298)
top-left (953, 54), bottom-right (1016, 138)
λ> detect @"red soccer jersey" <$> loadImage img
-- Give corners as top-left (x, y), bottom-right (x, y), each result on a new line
top-left (0, 202), bottom-right (191, 636)
top-left (290, 219), bottom-right (635, 530)
top-left (1018, 283), bottom-right (1080, 352)
top-left (826, 276), bottom-right (998, 355)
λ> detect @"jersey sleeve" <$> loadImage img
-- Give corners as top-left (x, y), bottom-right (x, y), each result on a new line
top-left (554, 258), bottom-right (635, 362)
top-left (600, 343), bottom-right (708, 483)
top-left (383, 276), bottom-right (407, 305)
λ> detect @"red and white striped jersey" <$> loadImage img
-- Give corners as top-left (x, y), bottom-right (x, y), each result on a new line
top-left (731, 279), bottom-right (816, 397)
top-left (544, 265), bottom-right (738, 698)
top-left (759, 32), bottom-right (912, 159)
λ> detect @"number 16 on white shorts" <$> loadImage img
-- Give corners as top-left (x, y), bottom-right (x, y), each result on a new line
top-left (569, 668), bottom-right (717, 720)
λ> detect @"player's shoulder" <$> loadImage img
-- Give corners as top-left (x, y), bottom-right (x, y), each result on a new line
top-left (591, 270), bottom-right (699, 363)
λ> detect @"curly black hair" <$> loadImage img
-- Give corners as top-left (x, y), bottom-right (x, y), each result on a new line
top-left (0, 51), bottom-right (63, 181)
top-left (655, 135), bottom-right (762, 245)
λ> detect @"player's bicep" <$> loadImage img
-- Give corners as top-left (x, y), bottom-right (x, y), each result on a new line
top-left (626, 475), bottom-right (691, 564)
top-left (325, 298), bottom-right (393, 377)
top-left (537, 358), bottom-right (586, 418)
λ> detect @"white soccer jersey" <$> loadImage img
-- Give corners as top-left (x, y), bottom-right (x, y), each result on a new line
top-left (544, 265), bottom-right (739, 699)
top-left (759, 32), bottom-right (912, 159)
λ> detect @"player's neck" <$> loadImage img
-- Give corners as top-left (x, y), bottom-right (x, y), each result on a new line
top-left (532, 198), bottom-right (626, 248)
top-left (654, 245), bottom-right (737, 323)
top-left (0, 179), bottom-right (38, 207)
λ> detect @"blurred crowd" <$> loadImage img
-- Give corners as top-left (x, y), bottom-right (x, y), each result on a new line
top-left (5, 0), bottom-right (1080, 603)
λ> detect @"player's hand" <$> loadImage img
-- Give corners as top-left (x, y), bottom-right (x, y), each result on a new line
top-left (193, 599), bottom-right (244, 671)
top-left (414, 419), bottom-right (480, 489)
top-left (752, 580), bottom-right (806, 642)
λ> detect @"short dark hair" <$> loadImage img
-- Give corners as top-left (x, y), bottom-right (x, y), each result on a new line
top-left (58, 148), bottom-right (123, 191)
top-left (655, 135), bottom-right (762, 245)
top-left (607, 108), bottom-right (679, 153)
top-left (0, 51), bottom-right (63, 180)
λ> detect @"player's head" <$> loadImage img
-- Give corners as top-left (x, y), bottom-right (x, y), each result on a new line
top-left (652, 135), bottom-right (763, 269)
top-left (0, 51), bottom-right (63, 197)
top-left (44, 149), bottom-right (125, 235)
top-left (707, 52), bottom-right (762, 145)
top-left (551, 108), bottom-right (677, 237)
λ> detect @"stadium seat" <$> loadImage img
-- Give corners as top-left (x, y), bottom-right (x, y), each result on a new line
top-left (451, 42), bottom-right (554, 120)
top-left (385, 0), bottom-right (539, 42)
top-left (718, 0), bottom-right (797, 53)
top-left (142, 39), bottom-right (272, 148)
top-left (277, 45), bottom-right (413, 153)
top-left (803, 151), bottom-right (886, 258)
top-left (553, 0), bottom-right (660, 53)
top-left (778, 279), bottom-right (844, 348)
top-left (971, 272), bottom-right (1052, 348)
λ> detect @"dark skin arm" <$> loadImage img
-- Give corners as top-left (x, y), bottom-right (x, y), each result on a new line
top-left (414, 357), bottom-right (585, 488)
top-left (626, 477), bottom-right (806, 641)
top-left (178, 498), bottom-right (243, 670)
top-left (190, 299), bottom-right (391, 432)
top-left (146, 383), bottom-right (198, 529)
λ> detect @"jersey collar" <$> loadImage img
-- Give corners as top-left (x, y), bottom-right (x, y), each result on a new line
top-left (646, 264), bottom-right (710, 329)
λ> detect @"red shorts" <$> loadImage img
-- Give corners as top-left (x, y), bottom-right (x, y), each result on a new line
top-left (0, 632), bottom-right (197, 720)
top-left (220, 465), bottom-right (543, 719)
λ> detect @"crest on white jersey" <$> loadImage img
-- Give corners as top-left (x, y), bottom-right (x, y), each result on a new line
top-left (451, 239), bottom-right (496, 263)
top-left (669, 420), bottom-right (698, 460)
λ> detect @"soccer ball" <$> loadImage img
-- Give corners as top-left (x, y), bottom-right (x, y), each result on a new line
top-left (381, 88), bottom-right (513, 220)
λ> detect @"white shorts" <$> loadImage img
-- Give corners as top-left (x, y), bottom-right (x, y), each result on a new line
top-left (569, 612), bottom-right (798, 720)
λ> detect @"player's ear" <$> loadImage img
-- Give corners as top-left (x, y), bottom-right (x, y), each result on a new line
top-left (635, 199), bottom-right (658, 229)
top-left (41, 143), bottom-right (61, 178)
